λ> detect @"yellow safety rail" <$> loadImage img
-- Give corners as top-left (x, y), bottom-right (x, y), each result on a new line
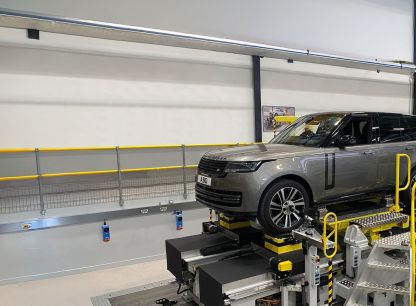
top-left (411, 183), bottom-right (416, 306)
top-left (0, 142), bottom-right (257, 153)
top-left (323, 212), bottom-right (338, 259)
top-left (0, 165), bottom-right (198, 182)
top-left (0, 142), bottom-right (256, 182)
top-left (394, 153), bottom-right (411, 212)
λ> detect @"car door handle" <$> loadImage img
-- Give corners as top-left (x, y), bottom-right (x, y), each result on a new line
top-left (363, 150), bottom-right (375, 155)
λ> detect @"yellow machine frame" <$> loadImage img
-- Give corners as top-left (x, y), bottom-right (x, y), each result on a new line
top-left (263, 234), bottom-right (303, 255)
top-left (218, 213), bottom-right (251, 230)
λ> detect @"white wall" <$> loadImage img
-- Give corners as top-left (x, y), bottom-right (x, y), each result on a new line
top-left (0, 28), bottom-right (254, 147)
top-left (0, 0), bottom-right (413, 61)
top-left (0, 208), bottom-right (208, 284)
top-left (261, 58), bottom-right (413, 141)
top-left (0, 26), bottom-right (413, 145)
top-left (0, 0), bottom-right (413, 284)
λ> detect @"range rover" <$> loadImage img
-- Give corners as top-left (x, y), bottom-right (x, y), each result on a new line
top-left (195, 112), bottom-right (416, 234)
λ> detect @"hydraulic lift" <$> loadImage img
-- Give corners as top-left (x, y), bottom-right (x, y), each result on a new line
top-left (111, 153), bottom-right (416, 306)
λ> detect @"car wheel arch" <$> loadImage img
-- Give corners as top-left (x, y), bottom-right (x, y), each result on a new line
top-left (258, 174), bottom-right (314, 214)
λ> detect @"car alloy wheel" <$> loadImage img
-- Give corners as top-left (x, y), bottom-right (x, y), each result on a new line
top-left (269, 187), bottom-right (305, 229)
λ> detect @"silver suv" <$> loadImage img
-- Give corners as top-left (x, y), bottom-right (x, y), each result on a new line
top-left (196, 112), bottom-right (416, 234)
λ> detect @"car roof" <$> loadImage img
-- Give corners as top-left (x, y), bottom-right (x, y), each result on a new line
top-left (308, 111), bottom-right (416, 117)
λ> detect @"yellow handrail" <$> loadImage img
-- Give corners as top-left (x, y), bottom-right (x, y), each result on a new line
top-left (323, 212), bottom-right (338, 259)
top-left (0, 142), bottom-right (253, 182)
top-left (394, 153), bottom-right (411, 212)
top-left (0, 148), bottom-right (37, 153)
top-left (411, 183), bottom-right (416, 306)
top-left (0, 142), bottom-right (257, 153)
top-left (0, 165), bottom-right (198, 181)
top-left (0, 174), bottom-right (40, 181)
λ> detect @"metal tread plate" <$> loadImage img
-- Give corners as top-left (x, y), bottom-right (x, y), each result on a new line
top-left (357, 281), bottom-right (409, 294)
top-left (375, 232), bottom-right (410, 249)
top-left (338, 278), bottom-right (355, 288)
top-left (351, 213), bottom-right (408, 229)
top-left (368, 260), bottom-right (409, 272)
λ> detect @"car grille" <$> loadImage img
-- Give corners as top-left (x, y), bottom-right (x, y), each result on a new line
top-left (195, 184), bottom-right (242, 207)
top-left (198, 157), bottom-right (227, 177)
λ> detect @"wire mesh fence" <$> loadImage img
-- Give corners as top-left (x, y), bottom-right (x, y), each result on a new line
top-left (0, 143), bottom-right (252, 215)
top-left (0, 168), bottom-right (197, 214)
top-left (0, 180), bottom-right (41, 214)
top-left (43, 174), bottom-right (120, 209)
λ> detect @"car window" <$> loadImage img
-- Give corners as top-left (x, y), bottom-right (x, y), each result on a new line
top-left (379, 115), bottom-right (402, 143)
top-left (338, 117), bottom-right (372, 145)
top-left (269, 113), bottom-right (345, 147)
top-left (400, 116), bottom-right (416, 141)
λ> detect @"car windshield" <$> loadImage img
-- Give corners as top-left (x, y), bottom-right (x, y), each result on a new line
top-left (269, 113), bottom-right (345, 147)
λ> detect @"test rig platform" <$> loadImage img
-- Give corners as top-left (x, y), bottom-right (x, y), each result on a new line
top-left (93, 154), bottom-right (416, 306)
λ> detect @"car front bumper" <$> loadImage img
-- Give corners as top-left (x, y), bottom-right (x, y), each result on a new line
top-left (195, 169), bottom-right (268, 216)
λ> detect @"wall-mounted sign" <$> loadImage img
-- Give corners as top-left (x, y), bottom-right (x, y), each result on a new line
top-left (262, 106), bottom-right (295, 132)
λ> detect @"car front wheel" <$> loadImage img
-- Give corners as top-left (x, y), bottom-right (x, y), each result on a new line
top-left (258, 179), bottom-right (309, 235)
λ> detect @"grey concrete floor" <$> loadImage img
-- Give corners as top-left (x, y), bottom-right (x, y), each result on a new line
top-left (0, 259), bottom-right (172, 306)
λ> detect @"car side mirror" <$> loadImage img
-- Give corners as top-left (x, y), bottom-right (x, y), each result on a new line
top-left (335, 135), bottom-right (356, 147)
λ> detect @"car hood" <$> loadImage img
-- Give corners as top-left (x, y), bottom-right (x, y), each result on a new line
top-left (203, 143), bottom-right (322, 162)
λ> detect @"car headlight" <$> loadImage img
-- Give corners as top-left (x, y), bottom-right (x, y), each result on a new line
top-left (224, 161), bottom-right (262, 173)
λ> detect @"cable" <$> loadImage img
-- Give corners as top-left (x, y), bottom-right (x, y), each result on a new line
top-left (176, 283), bottom-right (190, 295)
top-left (218, 247), bottom-right (256, 261)
top-left (347, 266), bottom-right (356, 279)
top-left (199, 240), bottom-right (239, 256)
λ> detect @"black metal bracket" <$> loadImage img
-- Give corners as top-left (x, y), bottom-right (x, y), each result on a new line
top-left (27, 28), bottom-right (39, 40)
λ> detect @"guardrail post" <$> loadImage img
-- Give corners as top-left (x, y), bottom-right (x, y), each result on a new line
top-left (181, 144), bottom-right (188, 200)
top-left (35, 148), bottom-right (46, 215)
top-left (115, 146), bottom-right (124, 206)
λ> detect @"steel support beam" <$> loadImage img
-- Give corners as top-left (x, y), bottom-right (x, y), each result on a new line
top-left (0, 8), bottom-right (414, 75)
top-left (252, 56), bottom-right (262, 142)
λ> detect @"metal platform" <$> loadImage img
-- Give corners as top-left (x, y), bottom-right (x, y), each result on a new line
top-left (351, 213), bottom-right (408, 229)
top-left (91, 280), bottom-right (195, 306)
top-left (376, 232), bottom-right (411, 249)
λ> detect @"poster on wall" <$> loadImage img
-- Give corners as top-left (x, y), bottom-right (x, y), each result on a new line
top-left (262, 106), bottom-right (295, 132)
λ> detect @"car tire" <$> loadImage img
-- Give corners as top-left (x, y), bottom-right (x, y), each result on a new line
top-left (258, 179), bottom-right (309, 235)
top-left (402, 168), bottom-right (416, 214)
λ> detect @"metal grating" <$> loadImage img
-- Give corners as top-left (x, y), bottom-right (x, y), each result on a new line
top-left (376, 232), bottom-right (410, 249)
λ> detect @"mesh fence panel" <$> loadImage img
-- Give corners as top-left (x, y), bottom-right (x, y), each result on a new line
top-left (43, 174), bottom-right (120, 209)
top-left (122, 168), bottom-right (196, 201)
top-left (0, 168), bottom-right (198, 214)
top-left (0, 180), bottom-right (41, 214)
